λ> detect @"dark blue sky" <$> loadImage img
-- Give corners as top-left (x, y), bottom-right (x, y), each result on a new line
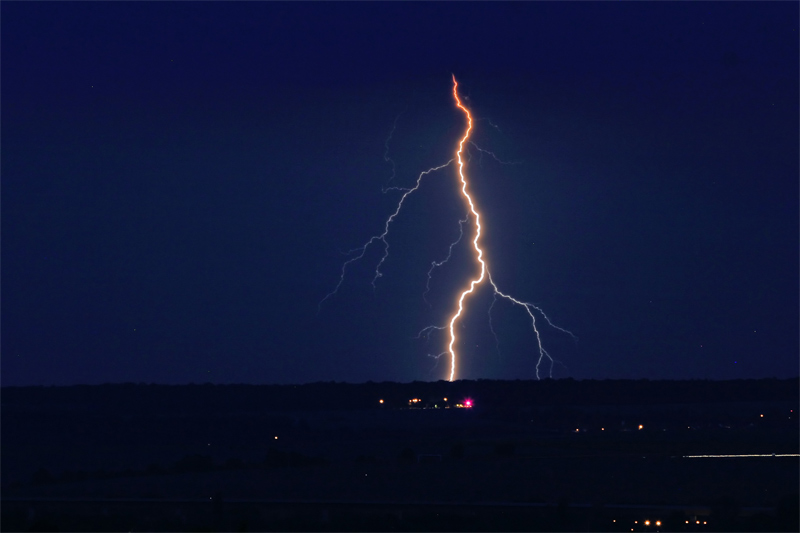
top-left (3, 2), bottom-right (797, 385)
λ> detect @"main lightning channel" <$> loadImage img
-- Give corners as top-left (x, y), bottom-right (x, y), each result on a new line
top-left (447, 75), bottom-right (484, 382)
top-left (445, 75), bottom-right (575, 381)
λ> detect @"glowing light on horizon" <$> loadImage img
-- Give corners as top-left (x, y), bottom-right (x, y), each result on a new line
top-left (683, 453), bottom-right (800, 458)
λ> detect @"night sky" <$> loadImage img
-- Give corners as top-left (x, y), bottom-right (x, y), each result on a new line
top-left (3, 2), bottom-right (797, 386)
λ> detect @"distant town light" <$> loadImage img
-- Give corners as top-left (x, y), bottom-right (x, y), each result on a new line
top-left (379, 399), bottom-right (384, 404)
top-left (656, 521), bottom-right (661, 526)
top-left (274, 436), bottom-right (278, 440)
top-left (443, 397), bottom-right (448, 402)
top-left (638, 424), bottom-right (643, 430)
top-left (645, 520), bottom-right (650, 526)
top-left (601, 427), bottom-right (605, 431)
top-left (464, 399), bottom-right (472, 407)
top-left (760, 414), bottom-right (764, 417)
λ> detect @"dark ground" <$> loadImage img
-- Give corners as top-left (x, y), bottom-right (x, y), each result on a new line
top-left (2, 379), bottom-right (798, 531)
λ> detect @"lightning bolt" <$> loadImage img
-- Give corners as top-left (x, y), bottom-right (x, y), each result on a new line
top-left (446, 75), bottom-right (485, 382)
top-left (468, 141), bottom-right (523, 168)
top-left (423, 214), bottom-right (469, 306)
top-left (445, 75), bottom-right (575, 381)
top-left (321, 75), bottom-right (574, 381)
top-left (318, 159), bottom-right (453, 311)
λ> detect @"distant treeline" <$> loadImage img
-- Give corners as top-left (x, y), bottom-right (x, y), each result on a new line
top-left (2, 378), bottom-right (797, 414)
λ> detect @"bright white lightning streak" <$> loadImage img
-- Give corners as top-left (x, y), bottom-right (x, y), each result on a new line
top-left (487, 274), bottom-right (577, 379)
top-left (318, 160), bottom-right (453, 311)
top-left (683, 454), bottom-right (800, 458)
top-left (371, 161), bottom-right (454, 287)
top-left (447, 74), bottom-right (485, 382)
top-left (446, 75), bottom-right (574, 382)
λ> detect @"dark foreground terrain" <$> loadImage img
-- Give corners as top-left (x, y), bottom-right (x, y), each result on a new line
top-left (2, 379), bottom-right (798, 531)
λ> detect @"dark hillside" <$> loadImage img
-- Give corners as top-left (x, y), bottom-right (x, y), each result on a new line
top-left (2, 379), bottom-right (798, 531)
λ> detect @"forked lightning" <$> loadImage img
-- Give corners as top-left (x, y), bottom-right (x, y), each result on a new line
top-left (322, 75), bottom-right (574, 381)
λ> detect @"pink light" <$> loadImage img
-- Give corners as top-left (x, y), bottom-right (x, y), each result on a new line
top-left (464, 399), bottom-right (472, 407)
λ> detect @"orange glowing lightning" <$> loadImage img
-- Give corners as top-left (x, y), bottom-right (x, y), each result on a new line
top-left (447, 75), bottom-right (484, 382)
top-left (445, 75), bottom-right (575, 381)
top-left (322, 75), bottom-right (575, 381)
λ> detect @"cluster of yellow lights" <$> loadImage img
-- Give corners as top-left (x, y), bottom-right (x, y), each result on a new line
top-left (401, 397), bottom-right (452, 408)
top-left (615, 519), bottom-right (667, 527)
top-left (634, 520), bottom-right (663, 527)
